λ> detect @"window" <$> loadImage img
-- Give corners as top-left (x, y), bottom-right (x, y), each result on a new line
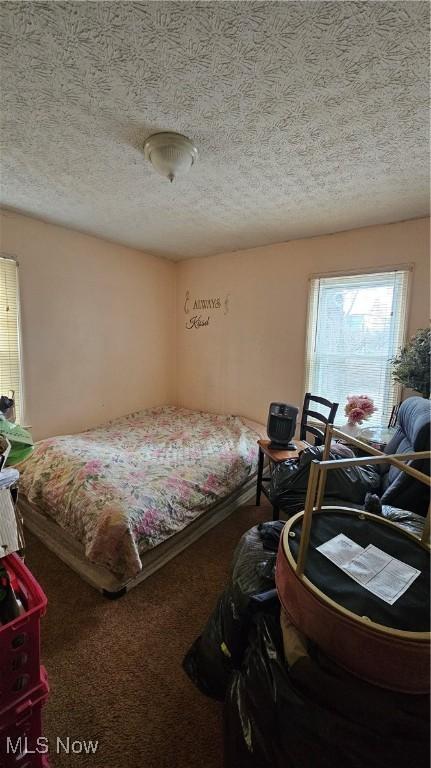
top-left (0, 256), bottom-right (23, 423)
top-left (304, 268), bottom-right (410, 426)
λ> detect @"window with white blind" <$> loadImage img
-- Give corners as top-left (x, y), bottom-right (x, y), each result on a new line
top-left (0, 256), bottom-right (23, 423)
top-left (304, 268), bottom-right (410, 426)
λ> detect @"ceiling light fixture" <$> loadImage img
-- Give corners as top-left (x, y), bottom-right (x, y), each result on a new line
top-left (143, 132), bottom-right (198, 183)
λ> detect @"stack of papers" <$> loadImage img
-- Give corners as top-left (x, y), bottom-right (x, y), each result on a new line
top-left (317, 533), bottom-right (421, 606)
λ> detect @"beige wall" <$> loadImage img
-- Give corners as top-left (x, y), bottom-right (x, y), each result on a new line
top-left (1, 212), bottom-right (429, 441)
top-left (0, 210), bottom-right (176, 440)
top-left (176, 218), bottom-right (430, 425)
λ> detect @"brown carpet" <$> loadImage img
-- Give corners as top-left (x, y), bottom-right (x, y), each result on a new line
top-left (24, 501), bottom-right (270, 768)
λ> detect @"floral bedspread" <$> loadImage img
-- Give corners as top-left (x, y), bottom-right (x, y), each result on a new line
top-left (19, 407), bottom-right (260, 579)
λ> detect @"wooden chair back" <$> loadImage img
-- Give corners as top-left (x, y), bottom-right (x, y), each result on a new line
top-left (299, 392), bottom-right (338, 445)
top-left (388, 402), bottom-right (401, 428)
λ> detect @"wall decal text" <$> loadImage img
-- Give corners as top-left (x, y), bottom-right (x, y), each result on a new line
top-left (184, 290), bottom-right (230, 329)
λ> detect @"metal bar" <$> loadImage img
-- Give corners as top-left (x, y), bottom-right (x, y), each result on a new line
top-left (317, 452), bottom-right (431, 486)
top-left (322, 424), bottom-right (332, 461)
top-left (315, 424), bottom-right (332, 510)
top-left (318, 451), bottom-right (430, 467)
top-left (294, 424), bottom-right (430, 577)
top-left (421, 504), bottom-right (430, 546)
top-left (329, 429), bottom-right (431, 472)
top-left (381, 455), bottom-right (431, 484)
top-left (315, 466), bottom-right (327, 513)
top-left (255, 447), bottom-right (264, 505)
top-left (330, 427), bottom-right (389, 455)
top-left (296, 460), bottom-right (320, 577)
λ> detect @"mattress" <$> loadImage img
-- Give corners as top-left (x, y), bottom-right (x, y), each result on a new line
top-left (18, 406), bottom-right (263, 583)
top-left (19, 475), bottom-right (258, 595)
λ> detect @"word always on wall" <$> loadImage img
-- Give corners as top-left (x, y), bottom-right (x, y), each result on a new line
top-left (184, 290), bottom-right (230, 330)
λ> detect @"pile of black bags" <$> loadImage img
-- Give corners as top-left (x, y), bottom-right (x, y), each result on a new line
top-left (224, 612), bottom-right (429, 768)
top-left (270, 442), bottom-right (381, 515)
top-left (183, 519), bottom-right (429, 768)
top-left (183, 520), bottom-right (283, 701)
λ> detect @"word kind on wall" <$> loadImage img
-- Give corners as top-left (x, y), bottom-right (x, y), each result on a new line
top-left (184, 290), bottom-right (230, 330)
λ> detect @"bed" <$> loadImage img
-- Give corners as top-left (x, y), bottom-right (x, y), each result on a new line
top-left (18, 406), bottom-right (264, 596)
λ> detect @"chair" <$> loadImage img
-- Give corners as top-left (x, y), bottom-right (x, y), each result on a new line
top-left (388, 402), bottom-right (400, 428)
top-left (299, 393), bottom-right (339, 446)
top-left (380, 396), bottom-right (431, 516)
top-left (256, 393), bottom-right (338, 521)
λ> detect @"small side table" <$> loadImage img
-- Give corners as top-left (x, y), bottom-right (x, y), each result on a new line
top-left (256, 440), bottom-right (305, 521)
top-left (357, 426), bottom-right (397, 451)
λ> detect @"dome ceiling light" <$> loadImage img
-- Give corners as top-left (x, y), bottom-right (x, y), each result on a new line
top-left (143, 132), bottom-right (198, 183)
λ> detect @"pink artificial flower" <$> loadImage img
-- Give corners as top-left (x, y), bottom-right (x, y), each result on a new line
top-left (357, 398), bottom-right (376, 415)
top-left (344, 401), bottom-right (358, 416)
top-left (345, 394), bottom-right (376, 420)
top-left (348, 407), bottom-right (367, 424)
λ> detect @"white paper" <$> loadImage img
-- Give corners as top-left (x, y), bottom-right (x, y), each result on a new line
top-left (0, 489), bottom-right (19, 557)
top-left (343, 544), bottom-right (390, 584)
top-left (317, 533), bottom-right (365, 567)
top-left (317, 535), bottom-right (421, 605)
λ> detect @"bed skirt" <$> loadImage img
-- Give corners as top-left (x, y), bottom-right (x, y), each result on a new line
top-left (19, 473), bottom-right (258, 597)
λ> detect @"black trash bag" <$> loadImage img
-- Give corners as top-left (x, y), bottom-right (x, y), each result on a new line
top-left (270, 443), bottom-right (380, 516)
top-left (380, 505), bottom-right (426, 538)
top-left (364, 494), bottom-right (426, 538)
top-left (183, 587), bottom-right (243, 701)
top-left (230, 521), bottom-right (283, 610)
top-left (224, 612), bottom-right (284, 768)
top-left (183, 522), bottom-right (283, 700)
top-left (224, 613), bottom-right (430, 768)
top-left (254, 520), bottom-right (284, 553)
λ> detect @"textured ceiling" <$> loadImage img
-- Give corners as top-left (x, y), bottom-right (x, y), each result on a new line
top-left (0, 1), bottom-right (429, 260)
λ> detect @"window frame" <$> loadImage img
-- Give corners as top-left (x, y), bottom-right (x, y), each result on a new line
top-left (303, 263), bottom-right (412, 426)
top-left (0, 252), bottom-right (24, 425)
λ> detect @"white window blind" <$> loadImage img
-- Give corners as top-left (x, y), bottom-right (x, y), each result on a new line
top-left (0, 256), bottom-right (23, 423)
top-left (304, 268), bottom-right (410, 426)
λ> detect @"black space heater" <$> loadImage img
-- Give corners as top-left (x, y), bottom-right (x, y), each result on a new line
top-left (267, 402), bottom-right (298, 450)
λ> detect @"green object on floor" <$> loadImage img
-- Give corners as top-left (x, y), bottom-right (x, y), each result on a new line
top-left (0, 419), bottom-right (34, 466)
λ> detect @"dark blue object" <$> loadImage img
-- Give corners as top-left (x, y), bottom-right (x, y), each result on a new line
top-left (381, 396), bottom-right (431, 515)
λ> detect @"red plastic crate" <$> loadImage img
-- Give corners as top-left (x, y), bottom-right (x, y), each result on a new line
top-left (0, 555), bottom-right (47, 714)
top-left (0, 667), bottom-right (49, 768)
